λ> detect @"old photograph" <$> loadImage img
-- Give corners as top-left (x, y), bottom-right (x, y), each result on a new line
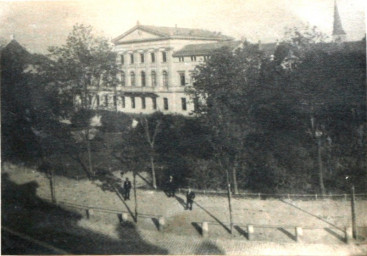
top-left (1, 0), bottom-right (366, 254)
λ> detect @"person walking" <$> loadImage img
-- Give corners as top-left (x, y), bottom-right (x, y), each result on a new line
top-left (123, 177), bottom-right (132, 200)
top-left (186, 188), bottom-right (195, 210)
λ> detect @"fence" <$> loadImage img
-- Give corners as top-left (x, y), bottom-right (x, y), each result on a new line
top-left (176, 187), bottom-right (367, 200)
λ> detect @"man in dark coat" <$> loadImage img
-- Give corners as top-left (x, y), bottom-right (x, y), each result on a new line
top-left (186, 188), bottom-right (195, 210)
top-left (167, 175), bottom-right (176, 197)
top-left (123, 177), bottom-right (132, 200)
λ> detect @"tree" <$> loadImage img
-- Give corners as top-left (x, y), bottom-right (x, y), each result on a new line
top-left (190, 42), bottom-right (264, 232)
top-left (139, 113), bottom-right (163, 189)
top-left (44, 24), bottom-right (119, 178)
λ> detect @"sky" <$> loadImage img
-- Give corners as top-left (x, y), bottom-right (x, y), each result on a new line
top-left (0, 0), bottom-right (365, 53)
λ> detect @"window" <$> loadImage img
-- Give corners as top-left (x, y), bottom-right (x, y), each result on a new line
top-left (163, 98), bottom-right (169, 110)
top-left (190, 56), bottom-right (196, 61)
top-left (204, 56), bottom-right (209, 61)
top-left (140, 53), bottom-right (144, 63)
top-left (162, 51), bottom-right (167, 62)
top-left (181, 98), bottom-right (187, 111)
top-left (141, 97), bottom-right (146, 109)
top-left (152, 97), bottom-right (157, 110)
top-left (121, 96), bottom-right (125, 108)
top-left (105, 95), bottom-right (108, 107)
top-left (179, 72), bottom-right (186, 86)
top-left (121, 71), bottom-right (125, 86)
top-left (162, 71), bottom-right (168, 87)
top-left (178, 57), bottom-right (184, 62)
top-left (151, 52), bottom-right (155, 63)
top-left (88, 95), bottom-right (93, 106)
top-left (151, 71), bottom-right (157, 87)
top-left (130, 72), bottom-right (135, 86)
top-left (121, 54), bottom-right (124, 65)
top-left (113, 95), bottom-right (117, 107)
top-left (131, 97), bottom-right (135, 109)
top-left (130, 53), bottom-right (134, 64)
top-left (96, 95), bottom-right (100, 106)
top-left (141, 71), bottom-right (146, 87)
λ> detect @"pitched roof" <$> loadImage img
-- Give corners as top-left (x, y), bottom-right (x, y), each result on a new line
top-left (113, 24), bottom-right (233, 44)
top-left (173, 41), bottom-right (242, 57)
top-left (172, 41), bottom-right (278, 57)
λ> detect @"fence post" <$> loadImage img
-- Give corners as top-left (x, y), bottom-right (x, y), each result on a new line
top-left (344, 194), bottom-right (347, 201)
top-left (122, 212), bottom-right (128, 222)
top-left (295, 227), bottom-right (303, 242)
top-left (287, 194), bottom-right (290, 200)
top-left (258, 193), bottom-right (261, 200)
top-left (344, 226), bottom-right (353, 244)
top-left (158, 216), bottom-right (165, 231)
top-left (247, 225), bottom-right (254, 240)
top-left (315, 194), bottom-right (318, 200)
top-left (202, 222), bottom-right (209, 237)
top-left (351, 186), bottom-right (357, 239)
top-left (86, 209), bottom-right (94, 219)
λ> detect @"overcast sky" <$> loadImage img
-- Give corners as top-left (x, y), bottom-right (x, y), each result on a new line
top-left (0, 0), bottom-right (365, 53)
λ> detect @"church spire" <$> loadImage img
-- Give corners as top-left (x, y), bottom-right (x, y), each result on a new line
top-left (332, 0), bottom-right (346, 42)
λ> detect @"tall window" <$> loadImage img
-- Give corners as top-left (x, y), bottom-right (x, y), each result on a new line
top-left (181, 98), bottom-right (187, 111)
top-left (131, 97), bottom-right (135, 109)
top-left (121, 96), bottom-right (125, 108)
top-left (141, 71), bottom-right (146, 87)
top-left (88, 95), bottom-right (93, 106)
top-left (121, 54), bottom-right (124, 65)
top-left (162, 71), bottom-right (168, 87)
top-left (96, 95), bottom-right (100, 106)
top-left (105, 95), bottom-right (108, 107)
top-left (179, 72), bottom-right (186, 86)
top-left (141, 97), bottom-right (146, 109)
top-left (162, 51), bottom-right (167, 62)
top-left (130, 72), bottom-right (135, 86)
top-left (151, 52), bottom-right (155, 63)
top-left (151, 71), bottom-right (157, 87)
top-left (130, 53), bottom-right (134, 64)
top-left (113, 95), bottom-right (117, 107)
top-left (140, 53), bottom-right (144, 63)
top-left (152, 97), bottom-right (157, 110)
top-left (163, 98), bottom-right (169, 110)
top-left (121, 71), bottom-right (125, 86)
top-left (178, 57), bottom-right (184, 62)
top-left (190, 56), bottom-right (196, 61)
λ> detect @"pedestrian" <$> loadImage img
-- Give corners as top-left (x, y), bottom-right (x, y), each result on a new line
top-left (123, 177), bottom-right (132, 200)
top-left (167, 175), bottom-right (175, 197)
top-left (186, 188), bottom-right (195, 210)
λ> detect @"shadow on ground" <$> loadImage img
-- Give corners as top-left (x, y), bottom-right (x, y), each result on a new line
top-left (1, 173), bottom-right (168, 255)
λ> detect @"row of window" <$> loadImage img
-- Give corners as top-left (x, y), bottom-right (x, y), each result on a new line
top-left (178, 55), bottom-right (210, 62)
top-left (89, 95), bottom-right (187, 111)
top-left (121, 51), bottom-right (167, 65)
top-left (119, 70), bottom-right (189, 87)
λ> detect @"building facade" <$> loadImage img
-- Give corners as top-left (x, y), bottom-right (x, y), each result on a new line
top-left (84, 22), bottom-right (238, 115)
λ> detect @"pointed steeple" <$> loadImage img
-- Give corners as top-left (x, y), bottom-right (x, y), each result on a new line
top-left (332, 0), bottom-right (346, 42)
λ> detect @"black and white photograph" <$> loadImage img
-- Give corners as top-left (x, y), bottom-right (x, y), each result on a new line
top-left (1, 0), bottom-right (366, 255)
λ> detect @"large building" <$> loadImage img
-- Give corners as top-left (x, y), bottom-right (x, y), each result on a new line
top-left (85, 22), bottom-right (241, 115)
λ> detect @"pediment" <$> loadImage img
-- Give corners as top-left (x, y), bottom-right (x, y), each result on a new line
top-left (114, 28), bottom-right (163, 44)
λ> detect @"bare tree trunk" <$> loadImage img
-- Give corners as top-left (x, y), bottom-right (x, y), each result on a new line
top-left (86, 138), bottom-right (94, 177)
top-left (232, 166), bottom-right (239, 195)
top-left (133, 171), bottom-right (138, 223)
top-left (150, 154), bottom-right (157, 189)
top-left (317, 138), bottom-right (326, 196)
top-left (50, 169), bottom-right (56, 203)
